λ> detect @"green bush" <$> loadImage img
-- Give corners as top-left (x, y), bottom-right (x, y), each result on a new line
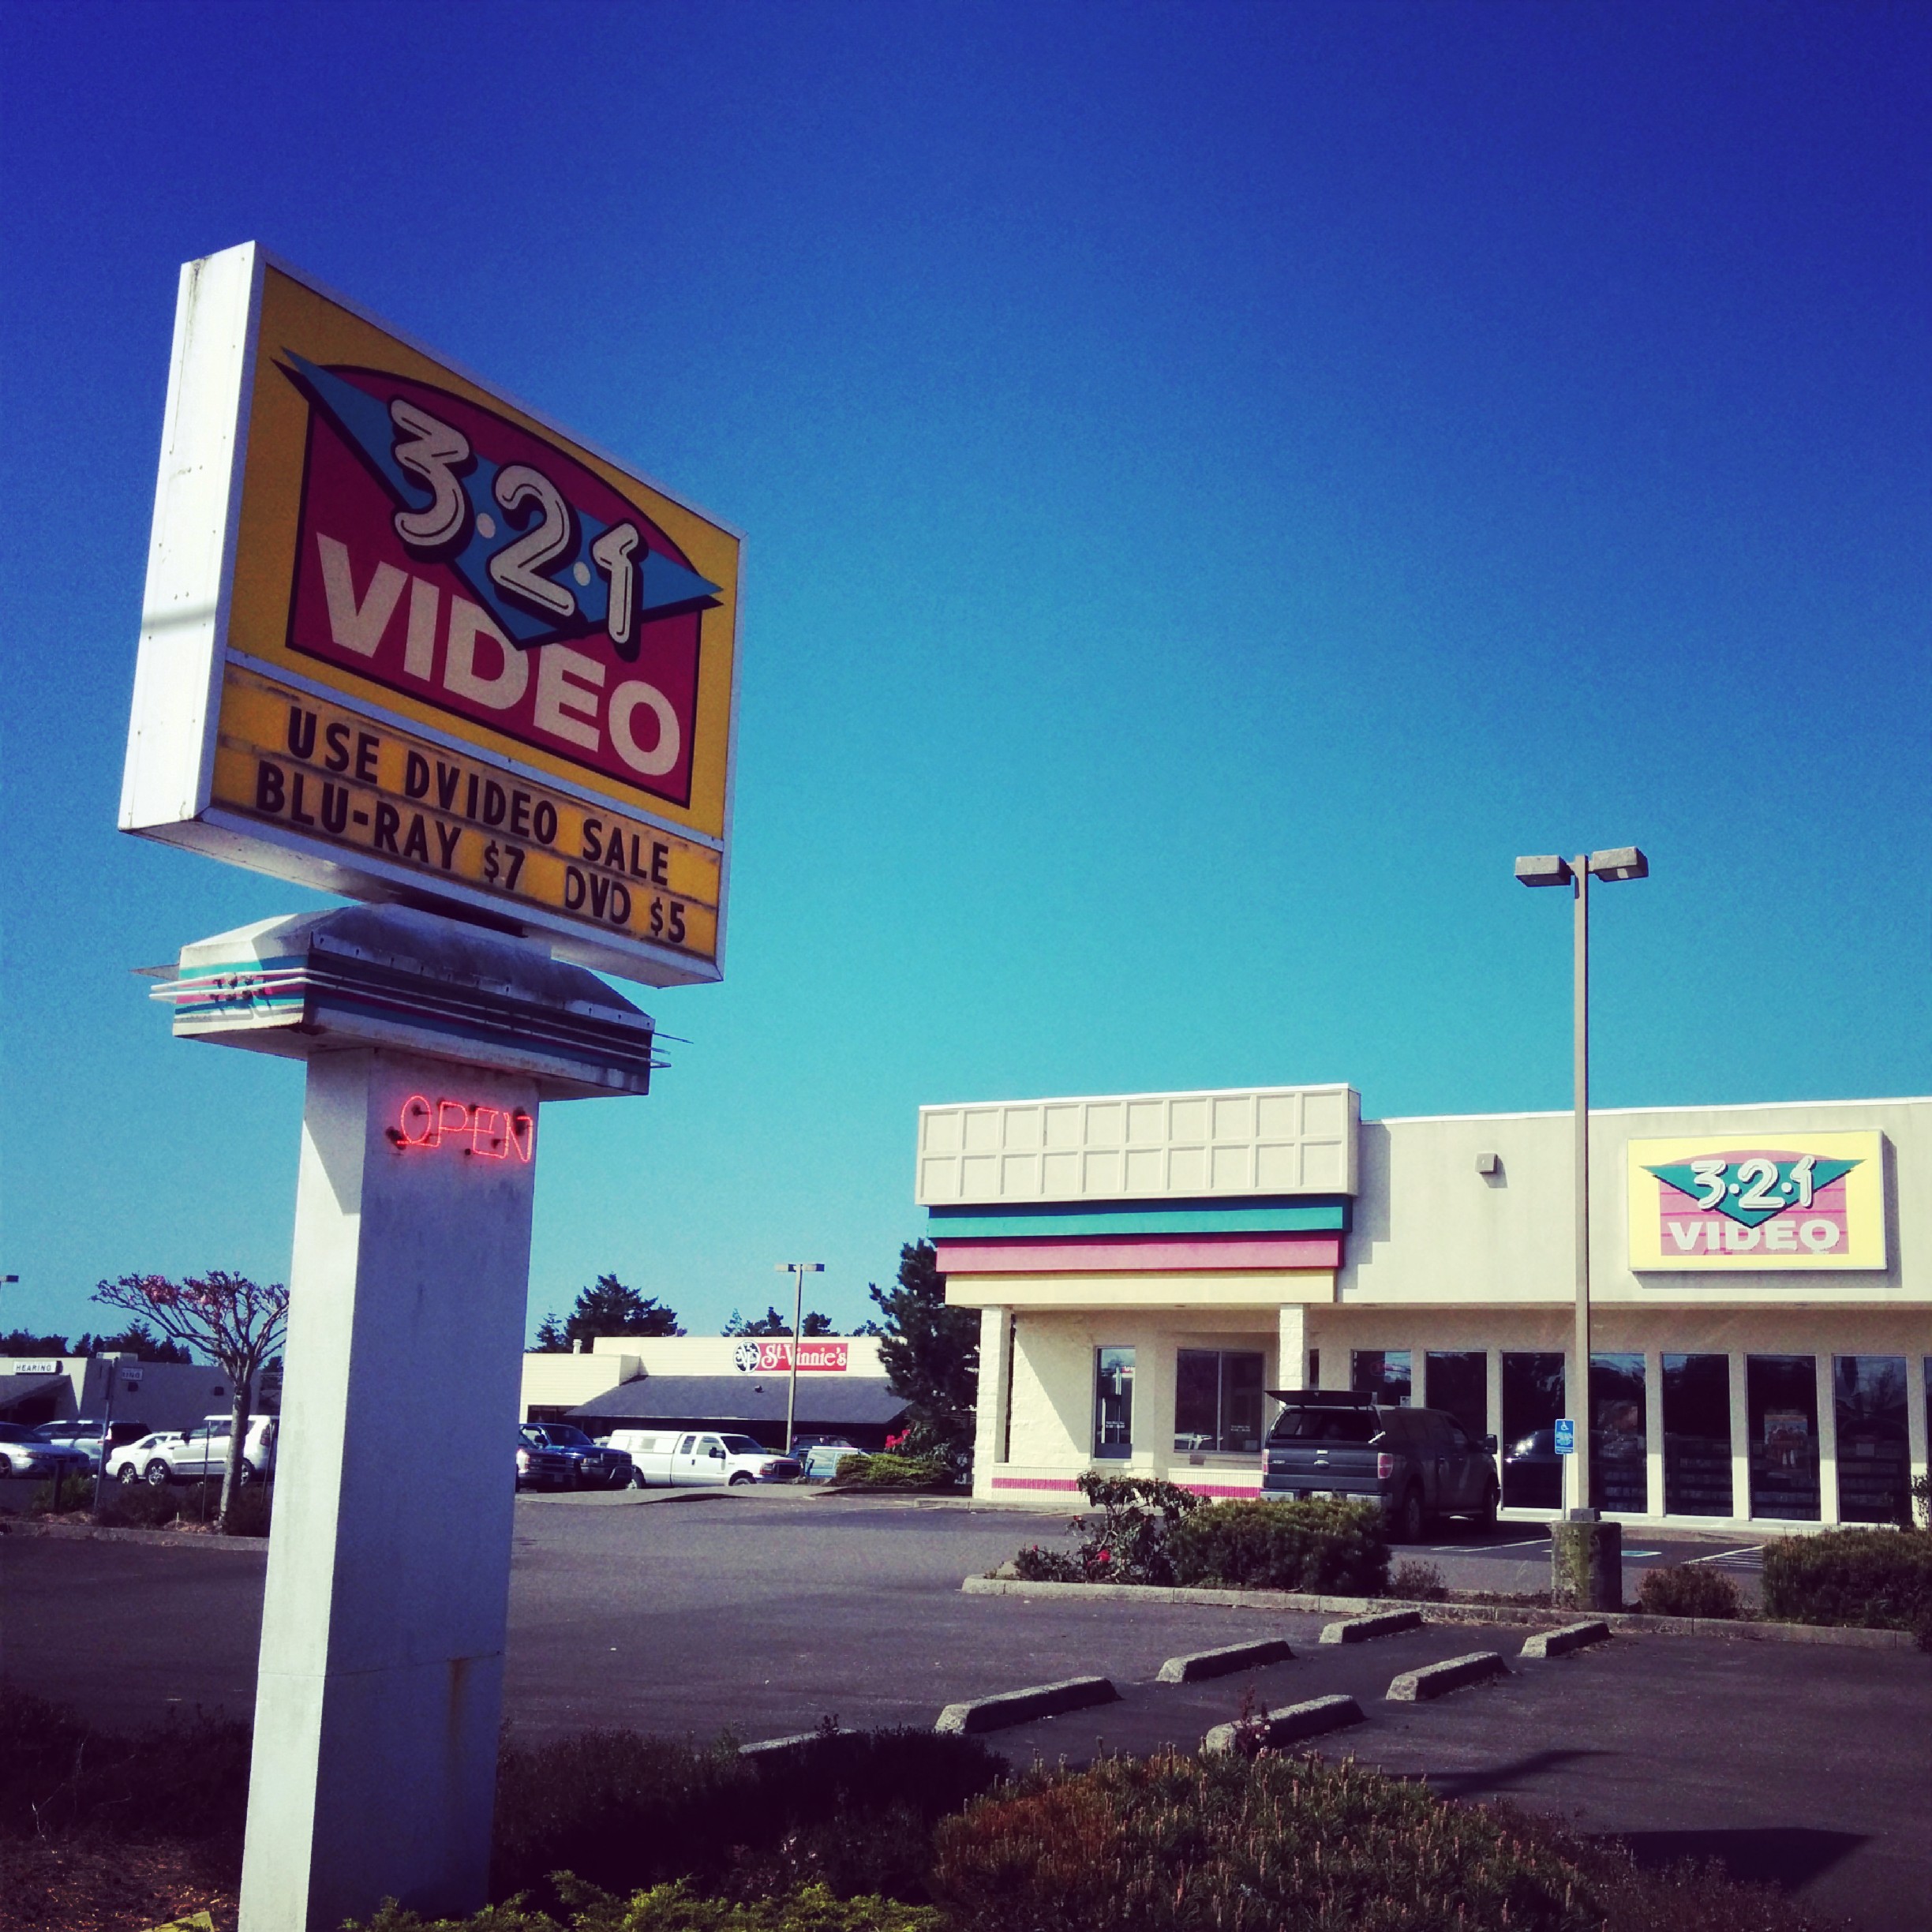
top-left (929, 1748), bottom-right (1834, 1932)
top-left (29, 1472), bottom-right (95, 1514)
top-left (1008, 1544), bottom-right (1084, 1582)
top-left (490, 1726), bottom-right (1004, 1904)
top-left (1635, 1563), bottom-right (1743, 1620)
top-left (1760, 1528), bottom-right (1932, 1637)
top-left (1388, 1559), bottom-right (1447, 1602)
top-left (349, 1878), bottom-right (942, 1931)
top-left (1166, 1498), bottom-right (1390, 1596)
top-left (830, 1453), bottom-right (953, 1491)
top-left (93, 1481), bottom-right (184, 1528)
top-left (0, 1685), bottom-right (249, 1840)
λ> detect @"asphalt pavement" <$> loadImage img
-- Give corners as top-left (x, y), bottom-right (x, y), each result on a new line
top-left (0, 1490), bottom-right (1922, 1930)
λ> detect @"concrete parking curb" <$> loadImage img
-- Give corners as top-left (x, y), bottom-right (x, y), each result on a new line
top-left (1156, 1638), bottom-right (1295, 1683)
top-left (1203, 1694), bottom-right (1365, 1753)
top-left (935, 1675), bottom-right (1120, 1734)
top-left (1520, 1619), bottom-right (1612, 1660)
top-left (739, 1729), bottom-right (841, 1758)
top-left (1386, 1651), bottom-right (1509, 1702)
top-left (1320, 1609), bottom-right (1422, 1644)
top-left (959, 1575), bottom-right (1918, 1649)
top-left (0, 1518), bottom-right (270, 1551)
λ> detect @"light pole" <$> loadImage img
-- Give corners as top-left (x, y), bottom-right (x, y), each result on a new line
top-left (1515, 847), bottom-right (1647, 1539)
top-left (774, 1262), bottom-right (824, 1455)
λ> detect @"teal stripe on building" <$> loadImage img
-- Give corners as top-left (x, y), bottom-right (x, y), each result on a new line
top-left (926, 1200), bottom-right (1350, 1237)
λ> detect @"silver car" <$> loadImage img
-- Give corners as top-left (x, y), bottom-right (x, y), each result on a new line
top-left (0, 1421), bottom-right (91, 1481)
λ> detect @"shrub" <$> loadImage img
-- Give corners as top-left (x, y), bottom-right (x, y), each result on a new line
top-left (1389, 1559), bottom-right (1447, 1602)
top-left (29, 1472), bottom-right (95, 1514)
top-left (490, 1726), bottom-right (1004, 1904)
top-left (1635, 1563), bottom-right (1743, 1620)
top-left (1760, 1528), bottom-right (1932, 1636)
top-left (930, 1747), bottom-right (1834, 1932)
top-left (1166, 1498), bottom-right (1390, 1597)
top-left (829, 1453), bottom-right (953, 1491)
top-left (1007, 1544), bottom-right (1084, 1582)
top-left (0, 1685), bottom-right (250, 1840)
top-left (350, 1878), bottom-right (942, 1931)
top-left (93, 1481), bottom-right (184, 1528)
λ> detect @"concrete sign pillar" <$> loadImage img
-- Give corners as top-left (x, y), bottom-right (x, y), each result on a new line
top-left (152, 904), bottom-right (658, 1932)
top-left (239, 1047), bottom-right (537, 1930)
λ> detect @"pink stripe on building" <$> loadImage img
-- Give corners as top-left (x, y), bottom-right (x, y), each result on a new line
top-left (934, 1233), bottom-right (1342, 1273)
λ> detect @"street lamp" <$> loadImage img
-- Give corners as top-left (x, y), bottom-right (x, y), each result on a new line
top-left (773, 1262), bottom-right (824, 1455)
top-left (1515, 847), bottom-right (1648, 1528)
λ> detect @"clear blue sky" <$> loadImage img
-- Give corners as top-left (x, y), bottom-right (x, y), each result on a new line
top-left (2, 1), bottom-right (1926, 1346)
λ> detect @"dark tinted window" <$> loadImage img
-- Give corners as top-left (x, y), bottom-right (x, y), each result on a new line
top-left (542, 1425), bottom-right (592, 1447)
top-left (1268, 1409), bottom-right (1377, 1443)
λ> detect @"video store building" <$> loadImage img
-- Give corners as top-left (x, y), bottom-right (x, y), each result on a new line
top-left (918, 1085), bottom-right (1929, 1531)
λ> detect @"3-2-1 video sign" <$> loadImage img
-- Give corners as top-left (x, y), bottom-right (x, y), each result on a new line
top-left (121, 245), bottom-right (740, 987)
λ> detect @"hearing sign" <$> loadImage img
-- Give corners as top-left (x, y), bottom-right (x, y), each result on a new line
top-left (120, 244), bottom-right (739, 986)
top-left (1627, 1131), bottom-right (1886, 1272)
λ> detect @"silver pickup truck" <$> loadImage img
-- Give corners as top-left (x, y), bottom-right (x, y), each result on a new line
top-left (1260, 1390), bottom-right (1500, 1541)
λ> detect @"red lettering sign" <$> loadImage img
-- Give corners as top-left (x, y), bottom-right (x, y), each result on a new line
top-left (388, 1095), bottom-right (535, 1162)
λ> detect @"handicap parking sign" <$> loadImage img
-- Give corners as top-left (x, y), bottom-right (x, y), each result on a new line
top-left (1554, 1417), bottom-right (1576, 1455)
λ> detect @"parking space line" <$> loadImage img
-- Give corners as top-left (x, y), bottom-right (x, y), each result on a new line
top-left (1687, 1544), bottom-right (1762, 1565)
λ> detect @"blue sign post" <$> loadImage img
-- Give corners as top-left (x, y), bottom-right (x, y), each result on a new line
top-left (1554, 1417), bottom-right (1577, 1455)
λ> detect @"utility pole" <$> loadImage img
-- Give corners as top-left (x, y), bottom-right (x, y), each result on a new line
top-left (773, 1262), bottom-right (824, 1455)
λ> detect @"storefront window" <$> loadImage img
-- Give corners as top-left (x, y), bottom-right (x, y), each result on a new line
top-left (1747, 1355), bottom-right (1819, 1521)
top-left (1589, 1354), bottom-right (1647, 1515)
top-left (1502, 1352), bottom-right (1565, 1511)
top-left (1174, 1350), bottom-right (1265, 1455)
top-left (1093, 1346), bottom-right (1134, 1460)
top-left (1662, 1354), bottom-right (1732, 1517)
top-left (1833, 1356), bottom-right (1910, 1525)
top-left (1425, 1351), bottom-right (1487, 1441)
top-left (1352, 1350), bottom-right (1411, 1406)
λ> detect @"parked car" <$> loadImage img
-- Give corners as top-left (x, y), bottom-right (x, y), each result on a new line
top-left (606, 1429), bottom-right (802, 1487)
top-left (1260, 1390), bottom-right (1500, 1541)
top-left (515, 1436), bottom-right (574, 1491)
top-left (108, 1432), bottom-right (187, 1485)
top-left (792, 1435), bottom-right (861, 1481)
top-left (518, 1423), bottom-right (634, 1490)
top-left (0, 1422), bottom-right (92, 1481)
top-left (32, 1418), bottom-right (153, 1473)
top-left (131, 1416), bottom-right (279, 1487)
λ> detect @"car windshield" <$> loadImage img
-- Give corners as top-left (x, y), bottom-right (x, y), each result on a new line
top-left (541, 1425), bottom-right (593, 1447)
top-left (0, 1424), bottom-right (36, 1443)
top-left (1267, 1410), bottom-right (1380, 1443)
top-left (719, 1436), bottom-right (766, 1456)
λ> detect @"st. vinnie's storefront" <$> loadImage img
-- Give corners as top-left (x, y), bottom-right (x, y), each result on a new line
top-left (917, 1084), bottom-right (1928, 1532)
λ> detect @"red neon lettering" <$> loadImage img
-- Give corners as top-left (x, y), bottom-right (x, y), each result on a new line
top-left (391, 1097), bottom-right (536, 1162)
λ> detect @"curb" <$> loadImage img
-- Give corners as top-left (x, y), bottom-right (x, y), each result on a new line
top-left (1157, 1638), bottom-right (1295, 1683)
top-left (935, 1675), bottom-right (1119, 1735)
top-left (1320, 1609), bottom-right (1422, 1645)
top-left (959, 1575), bottom-right (1918, 1650)
top-left (0, 1518), bottom-right (270, 1551)
top-left (1387, 1651), bottom-right (1509, 1702)
top-left (740, 1729), bottom-right (841, 1758)
top-left (1204, 1693), bottom-right (1365, 1754)
top-left (1521, 1619), bottom-right (1612, 1660)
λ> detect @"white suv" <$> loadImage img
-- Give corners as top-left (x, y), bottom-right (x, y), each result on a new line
top-left (118, 1415), bottom-right (278, 1487)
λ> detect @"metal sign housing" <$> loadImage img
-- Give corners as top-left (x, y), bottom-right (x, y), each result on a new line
top-left (120, 243), bottom-right (741, 987)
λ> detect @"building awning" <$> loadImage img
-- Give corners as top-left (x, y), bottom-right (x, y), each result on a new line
top-left (0, 1372), bottom-right (70, 1417)
top-left (567, 1375), bottom-right (908, 1428)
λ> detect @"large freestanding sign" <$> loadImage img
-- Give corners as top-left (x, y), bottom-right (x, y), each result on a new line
top-left (122, 245), bottom-right (736, 1932)
top-left (122, 242), bottom-right (739, 986)
top-left (1627, 1131), bottom-right (1886, 1271)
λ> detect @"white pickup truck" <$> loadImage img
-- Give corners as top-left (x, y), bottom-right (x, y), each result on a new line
top-left (605, 1429), bottom-right (800, 1487)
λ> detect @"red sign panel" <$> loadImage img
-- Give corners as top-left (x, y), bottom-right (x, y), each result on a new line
top-left (283, 365), bottom-right (707, 808)
top-left (735, 1339), bottom-right (850, 1373)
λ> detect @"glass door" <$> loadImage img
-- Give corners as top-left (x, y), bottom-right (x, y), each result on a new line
top-left (1093, 1347), bottom-right (1135, 1459)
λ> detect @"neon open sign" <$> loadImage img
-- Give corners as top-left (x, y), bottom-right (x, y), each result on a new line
top-left (387, 1095), bottom-right (535, 1162)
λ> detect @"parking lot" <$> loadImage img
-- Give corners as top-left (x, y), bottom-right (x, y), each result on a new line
top-left (1, 1489), bottom-right (1923, 1930)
